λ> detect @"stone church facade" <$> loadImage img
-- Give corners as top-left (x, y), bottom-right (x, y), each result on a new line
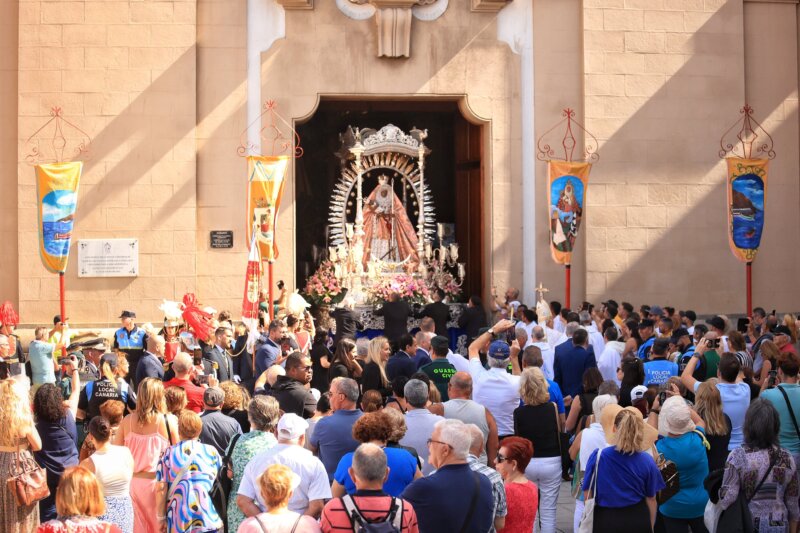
top-left (1, 0), bottom-right (798, 325)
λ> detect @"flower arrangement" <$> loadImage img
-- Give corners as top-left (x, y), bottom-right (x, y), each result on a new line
top-left (304, 261), bottom-right (345, 306)
top-left (369, 274), bottom-right (430, 305)
top-left (435, 272), bottom-right (463, 302)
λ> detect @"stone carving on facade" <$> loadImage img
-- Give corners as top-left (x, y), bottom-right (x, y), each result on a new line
top-left (276, 0), bottom-right (313, 9)
top-left (338, 0), bottom-right (450, 58)
top-left (471, 0), bottom-right (513, 12)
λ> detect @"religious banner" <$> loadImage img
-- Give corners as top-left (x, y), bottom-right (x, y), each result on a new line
top-left (548, 160), bottom-right (591, 265)
top-left (726, 157), bottom-right (768, 262)
top-left (246, 155), bottom-right (289, 262)
top-left (35, 161), bottom-right (82, 273)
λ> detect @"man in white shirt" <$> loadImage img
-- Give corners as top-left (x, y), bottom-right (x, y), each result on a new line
top-left (467, 319), bottom-right (519, 438)
top-left (237, 413), bottom-right (331, 518)
top-left (531, 326), bottom-right (555, 380)
top-left (580, 311), bottom-right (605, 356)
top-left (596, 328), bottom-right (625, 384)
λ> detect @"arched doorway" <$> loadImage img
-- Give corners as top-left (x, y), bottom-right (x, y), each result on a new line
top-left (294, 98), bottom-right (485, 300)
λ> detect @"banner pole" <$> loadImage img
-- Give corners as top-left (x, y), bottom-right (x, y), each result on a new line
top-left (565, 264), bottom-right (571, 310)
top-left (268, 261), bottom-right (274, 321)
top-left (59, 272), bottom-right (66, 321)
top-left (746, 261), bottom-right (753, 318)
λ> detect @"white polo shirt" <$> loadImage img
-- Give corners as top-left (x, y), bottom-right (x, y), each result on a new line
top-left (468, 358), bottom-right (521, 436)
top-left (238, 443), bottom-right (331, 513)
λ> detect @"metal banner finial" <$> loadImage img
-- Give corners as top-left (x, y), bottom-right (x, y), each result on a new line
top-left (24, 106), bottom-right (92, 165)
top-left (238, 99), bottom-right (303, 158)
top-left (536, 108), bottom-right (599, 163)
top-left (718, 104), bottom-right (776, 160)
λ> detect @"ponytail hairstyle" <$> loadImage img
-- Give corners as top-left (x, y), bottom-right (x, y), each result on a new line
top-left (614, 409), bottom-right (644, 455)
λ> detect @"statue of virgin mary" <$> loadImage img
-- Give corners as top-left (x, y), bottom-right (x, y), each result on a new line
top-left (362, 175), bottom-right (419, 266)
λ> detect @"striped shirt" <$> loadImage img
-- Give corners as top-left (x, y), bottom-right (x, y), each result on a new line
top-left (467, 455), bottom-right (507, 533)
top-left (320, 490), bottom-right (419, 533)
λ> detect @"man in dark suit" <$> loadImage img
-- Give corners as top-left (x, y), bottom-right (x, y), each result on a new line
top-left (414, 288), bottom-right (451, 337)
top-left (458, 295), bottom-right (488, 345)
top-left (136, 335), bottom-right (166, 384)
top-left (553, 327), bottom-right (597, 401)
top-left (386, 333), bottom-right (418, 381)
top-left (232, 331), bottom-right (257, 393)
top-left (374, 292), bottom-right (412, 345)
top-left (331, 298), bottom-right (364, 343)
top-left (205, 326), bottom-right (236, 383)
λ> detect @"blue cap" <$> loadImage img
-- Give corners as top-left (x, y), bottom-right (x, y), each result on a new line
top-left (488, 340), bottom-right (511, 359)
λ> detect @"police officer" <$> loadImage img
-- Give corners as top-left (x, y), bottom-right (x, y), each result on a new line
top-left (113, 310), bottom-right (147, 389)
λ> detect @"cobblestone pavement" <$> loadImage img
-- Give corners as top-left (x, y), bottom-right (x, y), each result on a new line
top-left (555, 480), bottom-right (576, 532)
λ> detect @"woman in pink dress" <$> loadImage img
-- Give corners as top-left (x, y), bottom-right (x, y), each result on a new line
top-left (114, 378), bottom-right (178, 533)
top-left (495, 437), bottom-right (539, 533)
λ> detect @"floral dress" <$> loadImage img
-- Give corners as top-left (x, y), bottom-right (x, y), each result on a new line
top-left (226, 431), bottom-right (277, 532)
top-left (720, 446), bottom-right (800, 533)
top-left (156, 440), bottom-right (223, 533)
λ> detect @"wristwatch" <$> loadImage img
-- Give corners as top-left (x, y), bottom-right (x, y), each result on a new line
top-left (487, 328), bottom-right (495, 336)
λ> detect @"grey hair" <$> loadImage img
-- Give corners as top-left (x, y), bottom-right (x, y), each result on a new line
top-left (565, 322), bottom-right (580, 336)
top-left (435, 419), bottom-right (471, 459)
top-left (352, 443), bottom-right (388, 483)
top-left (532, 326), bottom-right (546, 341)
top-left (598, 380), bottom-right (620, 398)
top-left (488, 355), bottom-right (509, 369)
top-left (744, 398), bottom-right (781, 450)
top-left (579, 311), bottom-right (592, 325)
top-left (332, 377), bottom-right (360, 403)
top-left (465, 423), bottom-right (484, 456)
top-left (404, 379), bottom-right (429, 408)
top-left (592, 394), bottom-right (618, 418)
top-left (356, 337), bottom-right (370, 358)
top-left (383, 406), bottom-right (407, 441)
top-left (172, 352), bottom-right (193, 374)
top-left (515, 328), bottom-right (528, 344)
top-left (248, 395), bottom-right (280, 431)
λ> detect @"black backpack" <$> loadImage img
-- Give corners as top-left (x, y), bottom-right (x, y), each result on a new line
top-left (340, 494), bottom-right (403, 533)
top-left (210, 433), bottom-right (242, 533)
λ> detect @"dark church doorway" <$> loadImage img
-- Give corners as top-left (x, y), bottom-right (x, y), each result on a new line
top-left (295, 98), bottom-right (484, 300)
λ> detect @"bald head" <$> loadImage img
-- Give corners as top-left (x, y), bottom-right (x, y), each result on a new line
top-left (532, 326), bottom-right (545, 341)
top-left (448, 372), bottom-right (472, 399)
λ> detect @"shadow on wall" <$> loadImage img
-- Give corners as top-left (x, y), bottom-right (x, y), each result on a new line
top-left (584, 1), bottom-right (797, 314)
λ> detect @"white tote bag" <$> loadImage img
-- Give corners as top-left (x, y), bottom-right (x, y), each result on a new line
top-left (578, 448), bottom-right (603, 533)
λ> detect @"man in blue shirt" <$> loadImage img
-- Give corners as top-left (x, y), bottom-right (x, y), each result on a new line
top-left (402, 419), bottom-right (494, 533)
top-left (310, 377), bottom-right (363, 480)
top-left (554, 328), bottom-right (597, 401)
top-left (644, 338), bottom-right (678, 387)
top-left (255, 319), bottom-right (285, 376)
top-left (386, 333), bottom-right (417, 381)
top-left (113, 310), bottom-right (147, 388)
top-left (681, 348), bottom-right (750, 450)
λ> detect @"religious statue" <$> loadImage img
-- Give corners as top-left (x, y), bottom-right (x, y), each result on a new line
top-left (362, 175), bottom-right (419, 266)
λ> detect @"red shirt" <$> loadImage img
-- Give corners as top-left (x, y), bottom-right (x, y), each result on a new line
top-left (163, 377), bottom-right (205, 413)
top-left (500, 481), bottom-right (538, 533)
top-left (321, 491), bottom-right (418, 533)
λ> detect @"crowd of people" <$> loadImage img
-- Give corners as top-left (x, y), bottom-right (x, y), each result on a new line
top-left (0, 291), bottom-right (800, 533)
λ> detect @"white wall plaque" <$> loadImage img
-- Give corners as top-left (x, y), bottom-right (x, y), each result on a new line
top-left (77, 239), bottom-right (139, 278)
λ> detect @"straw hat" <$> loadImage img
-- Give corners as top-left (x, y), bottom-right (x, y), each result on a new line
top-left (658, 396), bottom-right (696, 437)
top-left (600, 403), bottom-right (659, 452)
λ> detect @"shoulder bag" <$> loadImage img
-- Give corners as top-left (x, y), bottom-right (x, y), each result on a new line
top-left (578, 447), bottom-right (603, 533)
top-left (6, 444), bottom-right (49, 506)
top-left (656, 452), bottom-right (680, 504)
top-left (777, 386), bottom-right (800, 441)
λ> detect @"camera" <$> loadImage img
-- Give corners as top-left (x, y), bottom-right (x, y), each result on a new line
top-left (658, 391), bottom-right (667, 406)
top-left (196, 373), bottom-right (210, 385)
top-left (768, 370), bottom-right (778, 388)
top-left (707, 338), bottom-right (720, 349)
top-left (58, 355), bottom-right (75, 366)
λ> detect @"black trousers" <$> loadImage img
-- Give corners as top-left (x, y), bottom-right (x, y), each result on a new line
top-left (594, 500), bottom-right (652, 533)
top-left (661, 515), bottom-right (708, 533)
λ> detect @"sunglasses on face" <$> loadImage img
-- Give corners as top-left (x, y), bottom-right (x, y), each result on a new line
top-left (496, 453), bottom-right (508, 463)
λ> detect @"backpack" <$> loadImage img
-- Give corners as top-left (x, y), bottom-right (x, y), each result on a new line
top-left (341, 494), bottom-right (403, 533)
top-left (210, 433), bottom-right (241, 533)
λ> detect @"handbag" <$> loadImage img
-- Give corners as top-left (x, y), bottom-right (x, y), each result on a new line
top-left (6, 445), bottom-right (50, 506)
top-left (656, 453), bottom-right (680, 504)
top-left (578, 448), bottom-right (602, 533)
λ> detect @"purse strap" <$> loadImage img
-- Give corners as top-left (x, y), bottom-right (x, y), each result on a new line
top-left (588, 448), bottom-right (603, 498)
top-left (749, 449), bottom-right (778, 502)
top-left (777, 386), bottom-right (800, 441)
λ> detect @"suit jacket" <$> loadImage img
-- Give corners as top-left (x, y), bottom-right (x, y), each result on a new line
top-left (415, 302), bottom-right (451, 336)
top-left (553, 342), bottom-right (597, 399)
top-left (135, 351), bottom-right (164, 384)
top-left (458, 305), bottom-right (488, 342)
top-left (232, 335), bottom-right (256, 393)
top-left (331, 308), bottom-right (364, 342)
top-left (374, 300), bottom-right (412, 342)
top-left (386, 351), bottom-right (417, 382)
top-left (206, 345), bottom-right (234, 383)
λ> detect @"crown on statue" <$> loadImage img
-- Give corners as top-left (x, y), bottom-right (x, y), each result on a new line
top-left (378, 175), bottom-right (389, 185)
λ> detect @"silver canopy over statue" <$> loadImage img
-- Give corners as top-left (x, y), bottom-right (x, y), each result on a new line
top-left (362, 175), bottom-right (419, 265)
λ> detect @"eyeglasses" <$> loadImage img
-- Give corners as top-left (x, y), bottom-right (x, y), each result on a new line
top-left (426, 439), bottom-right (453, 450)
top-left (496, 454), bottom-right (508, 463)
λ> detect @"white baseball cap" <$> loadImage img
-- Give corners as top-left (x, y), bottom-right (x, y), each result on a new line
top-left (277, 413), bottom-right (309, 441)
